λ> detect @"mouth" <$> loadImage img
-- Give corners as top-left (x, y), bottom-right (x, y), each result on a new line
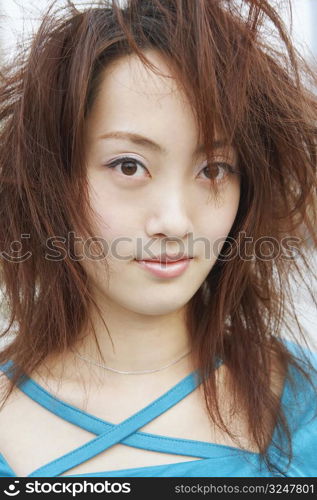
top-left (134, 257), bottom-right (193, 278)
top-left (136, 253), bottom-right (193, 263)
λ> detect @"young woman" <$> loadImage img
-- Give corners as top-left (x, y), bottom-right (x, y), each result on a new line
top-left (0, 0), bottom-right (316, 478)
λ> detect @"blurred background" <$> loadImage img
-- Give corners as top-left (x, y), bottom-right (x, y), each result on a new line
top-left (0, 0), bottom-right (316, 348)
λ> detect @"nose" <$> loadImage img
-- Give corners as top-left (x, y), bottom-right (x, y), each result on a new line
top-left (145, 187), bottom-right (193, 240)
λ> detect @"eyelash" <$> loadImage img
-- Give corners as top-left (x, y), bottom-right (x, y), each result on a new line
top-left (104, 156), bottom-right (237, 183)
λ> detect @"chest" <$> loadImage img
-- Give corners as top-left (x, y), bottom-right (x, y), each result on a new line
top-left (0, 373), bottom-right (256, 477)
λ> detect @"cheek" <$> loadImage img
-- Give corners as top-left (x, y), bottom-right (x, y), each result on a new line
top-left (89, 203), bottom-right (137, 263)
top-left (214, 197), bottom-right (239, 235)
top-left (88, 178), bottom-right (126, 236)
top-left (201, 185), bottom-right (240, 257)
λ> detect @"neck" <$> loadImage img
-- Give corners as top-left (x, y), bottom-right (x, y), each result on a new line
top-left (38, 292), bottom-right (195, 385)
top-left (76, 298), bottom-right (192, 372)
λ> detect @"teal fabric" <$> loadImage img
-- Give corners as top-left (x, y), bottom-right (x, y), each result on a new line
top-left (0, 337), bottom-right (316, 477)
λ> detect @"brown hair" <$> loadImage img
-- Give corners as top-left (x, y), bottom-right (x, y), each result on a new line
top-left (0, 0), bottom-right (317, 475)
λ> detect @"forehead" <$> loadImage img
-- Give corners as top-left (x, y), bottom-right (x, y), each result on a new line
top-left (85, 50), bottom-right (237, 162)
top-left (103, 50), bottom-right (181, 97)
top-left (86, 50), bottom-right (199, 133)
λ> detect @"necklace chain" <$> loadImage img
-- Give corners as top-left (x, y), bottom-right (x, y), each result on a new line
top-left (74, 349), bottom-right (192, 375)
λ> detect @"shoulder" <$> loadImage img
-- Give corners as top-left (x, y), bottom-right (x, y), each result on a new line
top-left (280, 335), bottom-right (317, 366)
top-left (278, 336), bottom-right (317, 422)
top-left (280, 335), bottom-right (317, 398)
top-left (272, 336), bottom-right (317, 476)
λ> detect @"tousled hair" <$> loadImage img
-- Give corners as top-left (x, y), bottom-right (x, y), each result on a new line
top-left (0, 0), bottom-right (317, 475)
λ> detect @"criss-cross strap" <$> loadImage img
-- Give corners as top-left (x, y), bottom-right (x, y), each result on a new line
top-left (30, 370), bottom-right (203, 476)
top-left (0, 358), bottom-right (223, 477)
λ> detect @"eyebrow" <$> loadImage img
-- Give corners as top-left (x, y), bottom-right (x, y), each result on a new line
top-left (98, 131), bottom-right (229, 156)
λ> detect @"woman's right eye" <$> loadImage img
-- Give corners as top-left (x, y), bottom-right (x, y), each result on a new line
top-left (105, 157), bottom-right (149, 178)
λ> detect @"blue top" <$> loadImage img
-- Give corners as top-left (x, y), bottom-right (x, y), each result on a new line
top-left (0, 336), bottom-right (316, 477)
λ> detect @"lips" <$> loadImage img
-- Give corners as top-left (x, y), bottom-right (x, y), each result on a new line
top-left (137, 253), bottom-right (193, 263)
top-left (143, 258), bottom-right (189, 264)
top-left (135, 258), bottom-right (192, 278)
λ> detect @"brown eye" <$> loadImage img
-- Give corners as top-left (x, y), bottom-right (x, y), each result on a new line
top-left (201, 162), bottom-right (232, 182)
top-left (105, 157), bottom-right (148, 178)
top-left (120, 160), bottom-right (138, 176)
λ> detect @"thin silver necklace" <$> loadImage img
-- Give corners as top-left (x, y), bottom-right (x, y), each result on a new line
top-left (74, 349), bottom-right (192, 375)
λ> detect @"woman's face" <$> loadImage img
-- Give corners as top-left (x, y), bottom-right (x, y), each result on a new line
top-left (82, 50), bottom-right (240, 315)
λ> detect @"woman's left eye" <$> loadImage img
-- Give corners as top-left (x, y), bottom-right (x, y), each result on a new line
top-left (199, 162), bottom-right (234, 182)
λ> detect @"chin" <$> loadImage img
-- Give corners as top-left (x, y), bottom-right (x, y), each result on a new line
top-left (119, 297), bottom-right (190, 316)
